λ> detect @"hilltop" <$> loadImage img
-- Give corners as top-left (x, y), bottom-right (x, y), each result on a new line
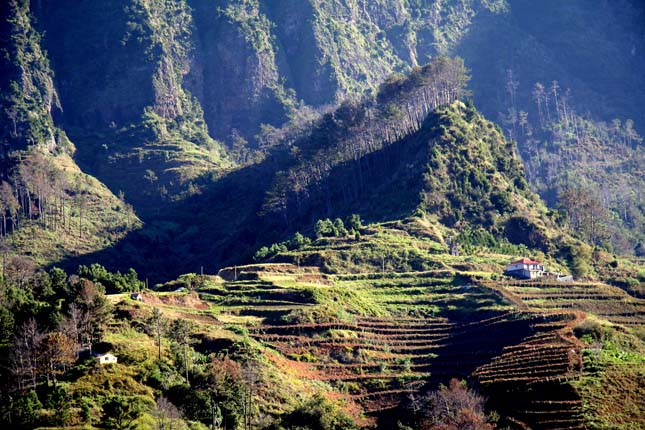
top-left (54, 91), bottom-right (589, 282)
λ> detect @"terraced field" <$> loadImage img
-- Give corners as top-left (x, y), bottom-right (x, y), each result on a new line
top-left (477, 278), bottom-right (644, 430)
top-left (496, 279), bottom-right (645, 328)
top-left (190, 264), bottom-right (627, 429)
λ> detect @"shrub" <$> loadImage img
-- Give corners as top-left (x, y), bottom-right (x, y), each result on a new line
top-left (568, 243), bottom-right (592, 278)
top-left (418, 379), bottom-right (496, 430)
top-left (272, 395), bottom-right (358, 430)
top-left (574, 320), bottom-right (603, 342)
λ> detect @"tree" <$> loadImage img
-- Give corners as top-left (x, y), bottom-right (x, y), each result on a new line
top-left (569, 243), bottom-right (592, 279)
top-left (207, 355), bottom-right (245, 430)
top-left (10, 319), bottom-right (44, 391)
top-left (532, 82), bottom-right (545, 127)
top-left (420, 379), bottom-right (495, 430)
top-left (73, 279), bottom-right (111, 354)
top-left (346, 214), bottom-right (362, 231)
top-left (7, 390), bottom-right (43, 430)
top-left (0, 306), bottom-right (15, 349)
top-left (59, 302), bottom-right (89, 354)
top-left (102, 395), bottom-right (146, 430)
top-left (314, 219), bottom-right (334, 239)
top-left (559, 188), bottom-right (610, 245)
top-left (505, 69), bottom-right (519, 138)
top-left (48, 267), bottom-right (70, 299)
top-left (273, 395), bottom-right (357, 430)
top-left (290, 232), bottom-right (310, 249)
top-left (152, 397), bottom-right (187, 430)
top-left (169, 319), bottom-right (195, 385)
top-left (147, 307), bottom-right (167, 362)
top-left (5, 255), bottom-right (36, 290)
top-left (0, 181), bottom-right (19, 236)
top-left (38, 332), bottom-right (76, 387)
top-left (144, 169), bottom-right (158, 187)
top-left (73, 177), bottom-right (88, 238)
top-left (332, 218), bottom-right (347, 236)
top-left (242, 362), bottom-right (259, 430)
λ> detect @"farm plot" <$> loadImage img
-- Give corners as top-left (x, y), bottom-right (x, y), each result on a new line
top-left (194, 266), bottom-right (635, 429)
top-left (499, 280), bottom-right (645, 327)
top-left (209, 270), bottom-right (579, 423)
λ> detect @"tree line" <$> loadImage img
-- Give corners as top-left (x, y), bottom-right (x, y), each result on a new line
top-left (499, 69), bottom-right (644, 254)
top-left (261, 56), bottom-right (471, 227)
top-left (0, 148), bottom-right (136, 241)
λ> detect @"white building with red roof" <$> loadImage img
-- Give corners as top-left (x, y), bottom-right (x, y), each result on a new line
top-left (505, 258), bottom-right (545, 279)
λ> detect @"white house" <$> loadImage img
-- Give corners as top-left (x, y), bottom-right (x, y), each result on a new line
top-left (95, 353), bottom-right (118, 365)
top-left (505, 258), bottom-right (545, 280)
top-left (130, 293), bottom-right (143, 301)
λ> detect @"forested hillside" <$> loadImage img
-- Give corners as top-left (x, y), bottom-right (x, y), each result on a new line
top-left (1, 0), bottom-right (644, 274)
top-left (0, 0), bottom-right (140, 266)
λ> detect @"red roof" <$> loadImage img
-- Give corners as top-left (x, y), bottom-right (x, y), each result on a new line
top-left (510, 258), bottom-right (542, 265)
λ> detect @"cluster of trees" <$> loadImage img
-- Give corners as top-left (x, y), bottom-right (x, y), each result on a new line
top-left (141, 308), bottom-right (358, 430)
top-left (499, 70), bottom-right (644, 254)
top-left (261, 57), bottom-right (470, 227)
top-left (0, 149), bottom-right (135, 241)
top-left (558, 188), bottom-right (611, 247)
top-left (269, 395), bottom-right (357, 430)
top-left (0, 258), bottom-right (256, 429)
top-left (314, 214), bottom-right (362, 239)
top-left (0, 150), bottom-right (78, 236)
top-left (77, 263), bottom-right (143, 293)
top-left (253, 232), bottom-right (312, 262)
top-left (418, 101), bottom-right (534, 237)
top-left (0, 262), bottom-right (115, 427)
top-left (456, 226), bottom-right (529, 256)
top-left (254, 214), bottom-right (363, 262)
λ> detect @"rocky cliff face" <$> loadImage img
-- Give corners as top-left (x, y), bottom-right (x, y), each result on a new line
top-left (31, 0), bottom-right (512, 147)
top-left (31, 0), bottom-right (645, 150)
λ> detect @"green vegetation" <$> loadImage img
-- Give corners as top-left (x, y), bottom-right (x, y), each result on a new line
top-left (573, 320), bottom-right (645, 429)
top-left (0, 0), bottom-right (61, 158)
top-left (0, 209), bottom-right (643, 429)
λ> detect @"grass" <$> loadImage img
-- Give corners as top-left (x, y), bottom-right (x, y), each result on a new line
top-left (8, 153), bottom-right (141, 267)
top-left (573, 320), bottom-right (645, 430)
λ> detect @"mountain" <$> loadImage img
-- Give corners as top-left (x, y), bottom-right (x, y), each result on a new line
top-left (56, 61), bottom-right (584, 282)
top-left (32, 0), bottom-right (645, 147)
top-left (1, 2), bottom-right (644, 429)
top-left (0, 0), bottom-right (140, 265)
top-left (1, 0), bottom-right (644, 274)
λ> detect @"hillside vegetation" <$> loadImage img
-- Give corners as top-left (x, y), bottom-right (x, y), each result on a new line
top-left (0, 0), bottom-right (643, 274)
top-left (0, 219), bottom-right (642, 430)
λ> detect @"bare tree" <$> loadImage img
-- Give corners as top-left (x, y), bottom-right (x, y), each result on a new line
top-left (59, 303), bottom-right (89, 355)
top-left (10, 318), bottom-right (44, 391)
top-left (5, 255), bottom-right (36, 290)
top-left (38, 332), bottom-right (76, 387)
top-left (153, 397), bottom-right (187, 430)
top-left (242, 362), bottom-right (259, 430)
top-left (169, 318), bottom-right (194, 385)
top-left (421, 379), bottom-right (495, 430)
top-left (146, 307), bottom-right (167, 362)
top-left (532, 82), bottom-right (545, 128)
